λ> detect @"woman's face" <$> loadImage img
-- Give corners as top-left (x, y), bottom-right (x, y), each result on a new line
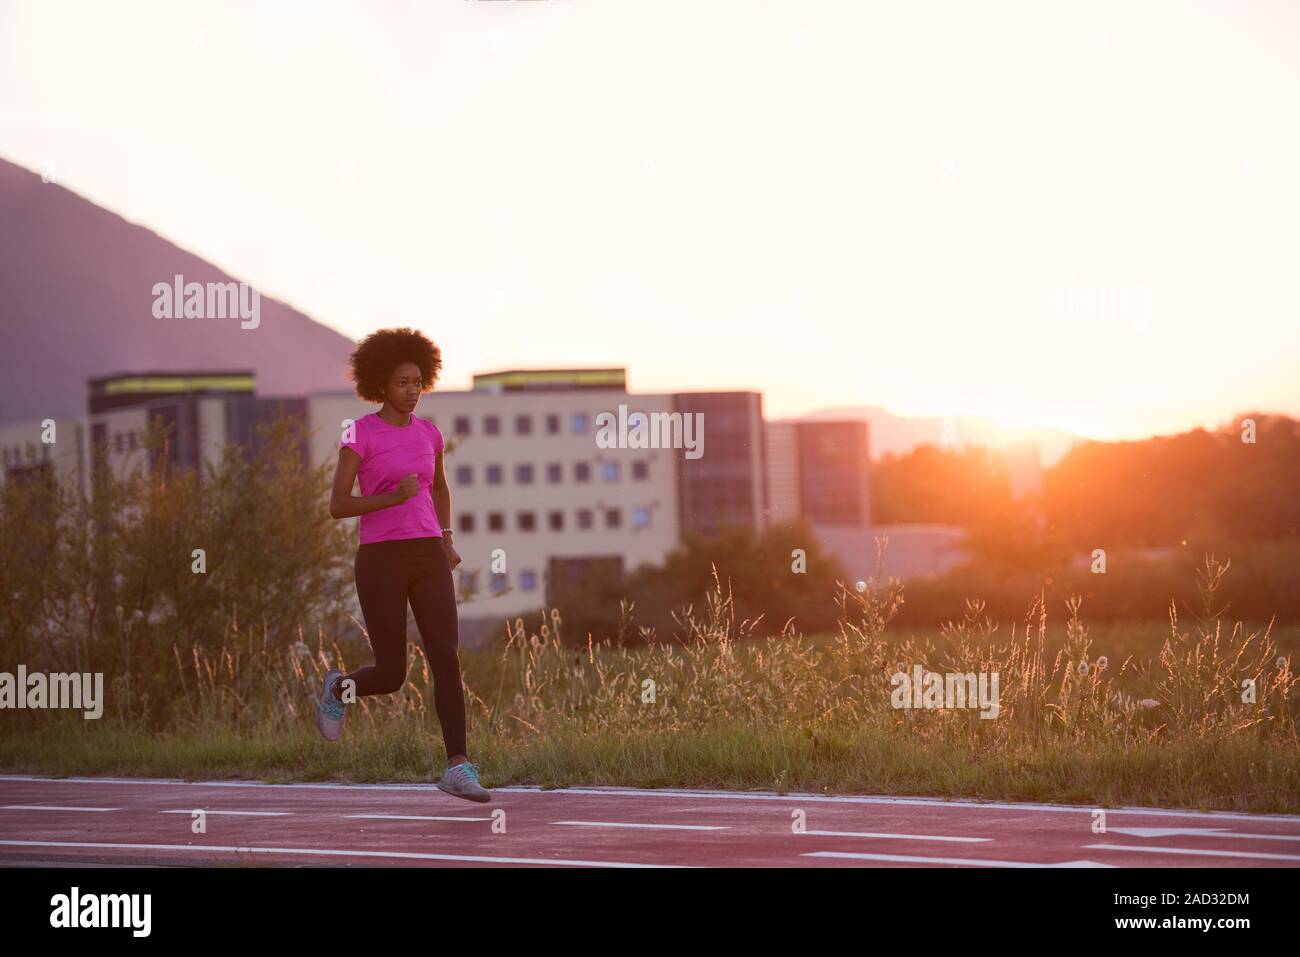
top-left (385, 362), bottom-right (424, 414)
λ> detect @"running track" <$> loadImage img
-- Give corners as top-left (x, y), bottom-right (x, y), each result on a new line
top-left (1, 775), bottom-right (1298, 868)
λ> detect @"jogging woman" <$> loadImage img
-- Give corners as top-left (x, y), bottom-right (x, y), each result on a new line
top-left (315, 327), bottom-right (490, 803)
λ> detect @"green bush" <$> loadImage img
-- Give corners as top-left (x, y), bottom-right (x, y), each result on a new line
top-left (0, 418), bottom-right (353, 728)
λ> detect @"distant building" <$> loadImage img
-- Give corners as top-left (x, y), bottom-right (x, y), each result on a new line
top-left (764, 418), bottom-right (969, 582)
top-left (0, 369), bottom-right (769, 641)
top-left (763, 422), bottom-right (802, 524)
top-left (307, 372), bottom-right (767, 632)
top-left (764, 419), bottom-right (871, 527)
top-left (0, 369), bottom-right (970, 641)
top-left (814, 524), bottom-right (968, 583)
top-left (673, 392), bottom-right (766, 536)
top-left (0, 370), bottom-right (271, 496)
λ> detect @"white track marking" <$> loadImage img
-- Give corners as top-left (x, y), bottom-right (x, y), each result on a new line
top-left (0, 839), bottom-right (686, 868)
top-left (804, 830), bottom-right (990, 843)
top-left (551, 820), bottom-right (728, 831)
top-left (344, 814), bottom-right (491, 822)
top-left (1085, 843), bottom-right (1300, 862)
top-left (1107, 827), bottom-right (1300, 842)
top-left (0, 805), bottom-right (118, 812)
top-left (158, 809), bottom-right (290, 817)
top-left (2, 776), bottom-right (1298, 824)
top-left (804, 851), bottom-right (1114, 867)
top-left (516, 788), bottom-right (1300, 823)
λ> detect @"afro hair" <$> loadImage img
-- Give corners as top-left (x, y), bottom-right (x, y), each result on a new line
top-left (348, 327), bottom-right (442, 403)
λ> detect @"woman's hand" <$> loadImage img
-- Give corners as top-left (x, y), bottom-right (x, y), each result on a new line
top-left (331, 449), bottom-right (417, 520)
top-left (390, 473), bottom-right (419, 504)
top-left (442, 535), bottom-right (462, 570)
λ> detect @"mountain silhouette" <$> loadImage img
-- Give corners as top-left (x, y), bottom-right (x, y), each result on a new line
top-left (0, 158), bottom-right (356, 424)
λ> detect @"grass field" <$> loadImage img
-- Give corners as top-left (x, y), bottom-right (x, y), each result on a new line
top-left (3, 558), bottom-right (1297, 813)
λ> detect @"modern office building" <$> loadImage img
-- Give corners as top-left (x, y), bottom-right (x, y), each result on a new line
top-left (305, 369), bottom-right (728, 629)
top-left (306, 371), bottom-right (770, 631)
top-left (1, 368), bottom-right (769, 637)
top-left (1, 368), bottom-right (912, 640)
top-left (0, 416), bottom-right (86, 493)
top-left (764, 419), bottom-right (871, 528)
top-left (761, 417), bottom-right (966, 585)
top-left (673, 392), bottom-right (766, 536)
top-left (0, 369), bottom-right (984, 641)
top-left (0, 370), bottom-right (271, 495)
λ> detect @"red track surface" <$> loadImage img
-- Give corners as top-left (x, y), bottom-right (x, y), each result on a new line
top-left (2, 775), bottom-right (1298, 868)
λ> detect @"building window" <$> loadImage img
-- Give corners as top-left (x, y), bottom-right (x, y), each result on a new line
top-left (576, 509), bottom-right (594, 530)
top-left (545, 462), bottom-right (563, 484)
top-left (454, 416), bottom-right (471, 437)
top-left (458, 569), bottom-right (479, 596)
top-left (515, 414), bottom-right (532, 436)
top-left (605, 508), bottom-right (622, 529)
top-left (128, 432), bottom-right (139, 451)
top-left (632, 460), bottom-right (649, 480)
top-left (574, 461), bottom-right (591, 483)
top-left (517, 511), bottom-right (536, 532)
top-left (571, 413), bottom-right (589, 434)
top-left (519, 569), bottom-right (538, 591)
top-left (488, 511), bottom-right (505, 532)
top-left (546, 414), bottom-right (560, 435)
top-left (455, 465), bottom-right (473, 485)
top-left (485, 415), bottom-right (501, 436)
top-left (633, 507), bottom-right (651, 529)
top-left (548, 510), bottom-right (564, 532)
top-left (602, 461), bottom-right (620, 482)
top-left (490, 572), bottom-right (508, 594)
top-left (486, 464), bottom-right (503, 485)
top-left (515, 463), bottom-right (535, 485)
top-left (458, 513), bottom-right (476, 534)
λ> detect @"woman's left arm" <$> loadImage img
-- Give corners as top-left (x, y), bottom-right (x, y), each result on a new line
top-left (432, 448), bottom-right (461, 569)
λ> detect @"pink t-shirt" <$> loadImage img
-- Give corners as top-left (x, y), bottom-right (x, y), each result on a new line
top-left (340, 412), bottom-right (445, 544)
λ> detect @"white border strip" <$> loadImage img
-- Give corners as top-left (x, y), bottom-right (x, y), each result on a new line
top-left (158, 809), bottom-right (290, 817)
top-left (806, 830), bottom-right (990, 843)
top-left (344, 814), bottom-right (491, 822)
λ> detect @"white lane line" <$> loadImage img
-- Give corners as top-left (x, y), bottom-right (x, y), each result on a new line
top-left (4, 776), bottom-right (1299, 824)
top-left (344, 814), bottom-right (492, 822)
top-left (551, 820), bottom-right (728, 831)
top-left (805, 830), bottom-right (990, 843)
top-left (0, 840), bottom-right (687, 868)
top-left (0, 805), bottom-right (119, 813)
top-left (159, 809), bottom-right (290, 817)
top-left (1107, 827), bottom-right (1300, 843)
top-left (1085, 843), bottom-right (1300, 862)
top-left (804, 851), bottom-right (1114, 868)
top-left (522, 789), bottom-right (1300, 824)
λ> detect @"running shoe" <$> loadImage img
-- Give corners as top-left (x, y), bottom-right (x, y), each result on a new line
top-left (315, 669), bottom-right (347, 741)
top-left (437, 761), bottom-right (492, 803)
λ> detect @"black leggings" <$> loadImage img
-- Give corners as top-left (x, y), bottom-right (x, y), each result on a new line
top-left (340, 536), bottom-right (466, 761)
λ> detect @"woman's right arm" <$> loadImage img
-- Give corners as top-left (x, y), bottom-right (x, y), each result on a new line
top-left (329, 447), bottom-right (417, 520)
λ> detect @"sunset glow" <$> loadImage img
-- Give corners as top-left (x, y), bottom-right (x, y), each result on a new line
top-left (2, 0), bottom-right (1298, 442)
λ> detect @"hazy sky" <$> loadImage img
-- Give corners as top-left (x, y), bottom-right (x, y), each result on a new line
top-left (3, 0), bottom-right (1298, 440)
